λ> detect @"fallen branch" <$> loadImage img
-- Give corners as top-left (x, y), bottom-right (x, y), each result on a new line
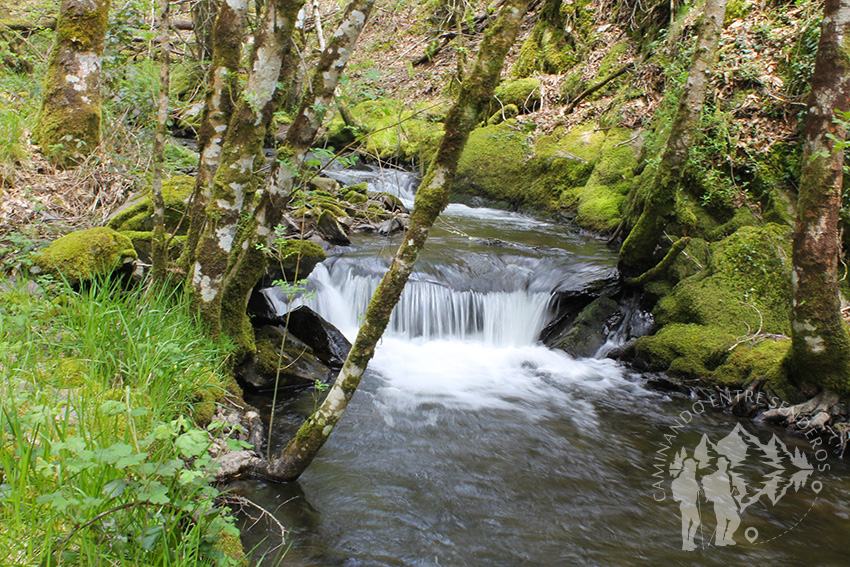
top-left (566, 63), bottom-right (634, 113)
top-left (626, 236), bottom-right (689, 286)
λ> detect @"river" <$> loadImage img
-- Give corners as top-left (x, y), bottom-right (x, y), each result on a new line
top-left (236, 165), bottom-right (850, 566)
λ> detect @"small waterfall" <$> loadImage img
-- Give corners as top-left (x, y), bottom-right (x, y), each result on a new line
top-left (265, 261), bottom-right (553, 348)
top-left (594, 294), bottom-right (654, 358)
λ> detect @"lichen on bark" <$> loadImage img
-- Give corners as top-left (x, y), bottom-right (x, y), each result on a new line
top-left (35, 0), bottom-right (111, 167)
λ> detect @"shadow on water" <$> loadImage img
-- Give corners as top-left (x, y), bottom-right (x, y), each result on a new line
top-left (231, 166), bottom-right (850, 567)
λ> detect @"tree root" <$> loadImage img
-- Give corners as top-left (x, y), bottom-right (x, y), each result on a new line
top-left (757, 390), bottom-right (842, 434)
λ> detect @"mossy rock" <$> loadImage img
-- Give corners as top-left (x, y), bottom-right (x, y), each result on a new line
top-left (269, 239), bottom-right (327, 282)
top-left (712, 339), bottom-right (794, 399)
top-left (107, 175), bottom-right (195, 234)
top-left (573, 128), bottom-right (639, 232)
top-left (536, 123), bottom-right (606, 163)
top-left (632, 323), bottom-right (737, 380)
top-left (512, 22), bottom-right (578, 78)
top-left (118, 230), bottom-right (186, 263)
top-left (488, 104), bottom-right (519, 125)
top-left (454, 121), bottom-right (540, 205)
top-left (344, 190), bottom-right (369, 204)
top-left (32, 227), bottom-right (137, 285)
top-left (342, 182), bottom-right (368, 194)
top-left (657, 224), bottom-right (792, 336)
top-left (324, 99), bottom-right (446, 164)
top-left (491, 78), bottom-right (541, 115)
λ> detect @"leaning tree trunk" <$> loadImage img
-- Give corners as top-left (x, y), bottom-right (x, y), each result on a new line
top-left (188, 0), bottom-right (304, 341)
top-left (35, 0), bottom-right (110, 167)
top-left (617, 0), bottom-right (727, 276)
top-left (217, 0), bottom-right (377, 355)
top-left (150, 0), bottom-right (170, 283)
top-left (263, 0), bottom-right (531, 482)
top-left (786, 0), bottom-right (850, 396)
top-left (179, 0), bottom-right (249, 271)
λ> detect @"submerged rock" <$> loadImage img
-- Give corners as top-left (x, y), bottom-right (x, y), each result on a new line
top-left (550, 296), bottom-right (621, 358)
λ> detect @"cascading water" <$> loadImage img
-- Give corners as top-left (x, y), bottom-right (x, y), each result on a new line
top-left (239, 164), bottom-right (850, 567)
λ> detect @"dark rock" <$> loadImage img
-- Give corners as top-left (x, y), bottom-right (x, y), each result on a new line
top-left (549, 296), bottom-right (621, 358)
top-left (367, 191), bottom-right (408, 213)
top-left (539, 270), bottom-right (619, 346)
top-left (286, 306), bottom-right (352, 368)
top-left (316, 210), bottom-right (351, 245)
top-left (645, 375), bottom-right (691, 395)
top-left (236, 325), bottom-right (332, 391)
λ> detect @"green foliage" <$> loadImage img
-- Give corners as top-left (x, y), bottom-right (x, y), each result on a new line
top-left (781, 12), bottom-right (821, 97)
top-left (0, 278), bottom-right (243, 565)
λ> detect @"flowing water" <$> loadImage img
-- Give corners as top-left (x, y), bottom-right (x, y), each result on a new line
top-left (237, 165), bottom-right (850, 566)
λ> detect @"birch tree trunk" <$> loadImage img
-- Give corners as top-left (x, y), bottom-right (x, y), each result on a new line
top-left (217, 0), bottom-right (377, 354)
top-left (188, 0), bottom-right (304, 341)
top-left (264, 0), bottom-right (531, 482)
top-left (150, 0), bottom-right (170, 283)
top-left (617, 0), bottom-right (727, 276)
top-left (786, 0), bottom-right (850, 396)
top-left (180, 0), bottom-right (249, 271)
top-left (35, 0), bottom-right (110, 167)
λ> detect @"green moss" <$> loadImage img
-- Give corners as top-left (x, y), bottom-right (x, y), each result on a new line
top-left (344, 190), bottom-right (368, 204)
top-left (491, 78), bottom-right (541, 114)
top-left (342, 182), bottom-right (368, 194)
top-left (454, 121), bottom-right (540, 205)
top-left (712, 339), bottom-right (794, 398)
top-left (512, 20), bottom-right (579, 78)
top-left (572, 128), bottom-right (640, 232)
top-left (633, 323), bottom-right (737, 380)
top-left (32, 227), bottom-right (137, 285)
top-left (270, 239), bottom-right (327, 282)
top-left (587, 40), bottom-right (629, 101)
top-left (108, 175), bottom-right (196, 233)
top-left (324, 98), bottom-right (446, 164)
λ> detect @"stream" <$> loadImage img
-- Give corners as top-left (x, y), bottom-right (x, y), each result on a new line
top-left (236, 165), bottom-right (850, 566)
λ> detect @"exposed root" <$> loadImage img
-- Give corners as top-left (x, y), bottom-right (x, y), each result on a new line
top-left (757, 390), bottom-right (842, 441)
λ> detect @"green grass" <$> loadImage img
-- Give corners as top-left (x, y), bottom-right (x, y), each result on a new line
top-left (0, 277), bottom-right (247, 566)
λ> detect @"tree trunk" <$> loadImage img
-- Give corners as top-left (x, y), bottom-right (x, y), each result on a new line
top-left (192, 0), bottom-right (217, 60)
top-left (786, 0), bottom-right (850, 396)
top-left (217, 0), bottom-right (377, 355)
top-left (179, 0), bottom-right (249, 271)
top-left (35, 0), bottom-right (110, 167)
top-left (150, 0), bottom-right (170, 283)
top-left (188, 0), bottom-right (304, 342)
top-left (264, 0), bottom-right (531, 482)
top-left (617, 0), bottom-right (727, 276)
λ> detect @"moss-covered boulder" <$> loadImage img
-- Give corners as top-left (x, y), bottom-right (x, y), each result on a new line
top-left (454, 121), bottom-right (540, 205)
top-left (489, 78), bottom-right (541, 115)
top-left (571, 128), bottom-right (640, 232)
top-left (324, 99), bottom-right (446, 165)
top-left (632, 224), bottom-right (794, 385)
top-left (267, 239), bottom-right (327, 282)
top-left (32, 227), bottom-right (137, 285)
top-left (108, 175), bottom-right (195, 234)
top-left (712, 339), bottom-right (795, 401)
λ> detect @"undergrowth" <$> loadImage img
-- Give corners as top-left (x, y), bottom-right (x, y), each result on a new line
top-left (0, 278), bottom-right (247, 566)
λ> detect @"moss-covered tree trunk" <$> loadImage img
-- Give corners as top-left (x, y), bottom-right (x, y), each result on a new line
top-left (262, 0), bottom-right (531, 482)
top-left (617, 0), bottom-right (727, 276)
top-left (150, 0), bottom-right (170, 283)
top-left (35, 0), bottom-right (110, 167)
top-left (786, 0), bottom-right (850, 396)
top-left (188, 0), bottom-right (304, 340)
top-left (192, 0), bottom-right (217, 60)
top-left (217, 0), bottom-right (377, 354)
top-left (180, 0), bottom-right (249, 270)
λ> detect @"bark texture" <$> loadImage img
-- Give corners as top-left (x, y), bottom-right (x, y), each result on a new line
top-left (217, 0), bottom-right (377, 355)
top-left (35, 0), bottom-right (110, 167)
top-left (180, 0), bottom-right (250, 270)
top-left (618, 0), bottom-right (727, 275)
top-left (787, 0), bottom-right (850, 396)
top-left (150, 0), bottom-right (170, 283)
top-left (189, 0), bottom-right (304, 342)
top-left (266, 0), bottom-right (531, 482)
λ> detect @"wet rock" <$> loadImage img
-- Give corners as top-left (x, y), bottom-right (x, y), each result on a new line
top-left (378, 217), bottom-right (405, 237)
top-left (550, 296), bottom-right (621, 358)
top-left (368, 191), bottom-right (408, 213)
top-left (286, 306), bottom-right (352, 368)
top-left (236, 325), bottom-right (333, 391)
top-left (539, 270), bottom-right (619, 346)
